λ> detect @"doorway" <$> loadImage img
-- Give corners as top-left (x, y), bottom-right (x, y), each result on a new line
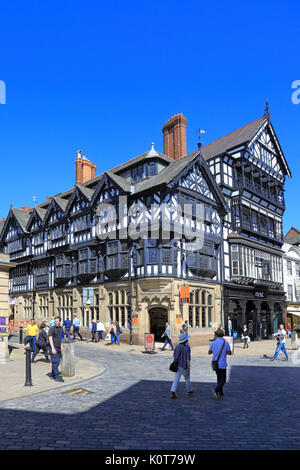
top-left (149, 308), bottom-right (168, 341)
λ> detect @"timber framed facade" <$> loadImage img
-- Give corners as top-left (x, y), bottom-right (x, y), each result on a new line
top-left (0, 108), bottom-right (291, 344)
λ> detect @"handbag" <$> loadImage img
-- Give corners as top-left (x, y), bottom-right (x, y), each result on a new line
top-left (169, 361), bottom-right (178, 373)
top-left (212, 339), bottom-right (226, 371)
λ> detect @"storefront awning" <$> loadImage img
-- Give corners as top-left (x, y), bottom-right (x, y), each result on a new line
top-left (287, 311), bottom-right (300, 317)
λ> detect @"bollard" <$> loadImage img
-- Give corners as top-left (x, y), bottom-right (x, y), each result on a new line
top-left (291, 331), bottom-right (298, 350)
top-left (61, 340), bottom-right (75, 377)
top-left (25, 345), bottom-right (32, 386)
top-left (19, 326), bottom-right (23, 345)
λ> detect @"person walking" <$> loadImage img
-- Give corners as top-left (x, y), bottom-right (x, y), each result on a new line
top-left (90, 319), bottom-right (98, 343)
top-left (170, 333), bottom-right (194, 398)
top-left (241, 324), bottom-right (250, 349)
top-left (63, 316), bottom-right (72, 341)
top-left (48, 316), bottom-right (64, 382)
top-left (115, 321), bottom-right (122, 345)
top-left (161, 321), bottom-right (174, 351)
top-left (208, 328), bottom-right (232, 400)
top-left (109, 322), bottom-right (116, 345)
top-left (287, 323), bottom-right (292, 339)
top-left (32, 322), bottom-right (50, 363)
top-left (26, 319), bottom-right (39, 355)
top-left (96, 320), bottom-right (105, 342)
top-left (73, 315), bottom-right (83, 341)
top-left (50, 317), bottom-right (55, 327)
top-left (271, 324), bottom-right (289, 361)
top-left (180, 320), bottom-right (189, 334)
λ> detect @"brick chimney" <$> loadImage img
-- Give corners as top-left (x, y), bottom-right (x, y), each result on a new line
top-left (162, 113), bottom-right (187, 160)
top-left (21, 206), bottom-right (31, 212)
top-left (75, 150), bottom-right (97, 184)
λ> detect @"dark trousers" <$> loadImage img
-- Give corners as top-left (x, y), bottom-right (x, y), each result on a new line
top-left (161, 337), bottom-right (174, 351)
top-left (215, 368), bottom-right (227, 395)
top-left (32, 343), bottom-right (49, 361)
top-left (73, 327), bottom-right (82, 340)
top-left (50, 348), bottom-right (62, 379)
top-left (91, 331), bottom-right (97, 342)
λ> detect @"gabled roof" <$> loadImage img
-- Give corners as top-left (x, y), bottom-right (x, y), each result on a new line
top-left (134, 150), bottom-right (228, 215)
top-left (64, 184), bottom-right (95, 216)
top-left (106, 172), bottom-right (131, 193)
top-left (202, 115), bottom-right (291, 178)
top-left (11, 208), bottom-right (30, 232)
top-left (26, 207), bottom-right (47, 231)
top-left (53, 196), bottom-right (68, 212)
top-left (202, 117), bottom-right (266, 160)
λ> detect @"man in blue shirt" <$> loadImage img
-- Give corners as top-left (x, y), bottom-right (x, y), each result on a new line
top-left (209, 328), bottom-right (232, 400)
top-left (63, 317), bottom-right (72, 341)
top-left (73, 316), bottom-right (83, 341)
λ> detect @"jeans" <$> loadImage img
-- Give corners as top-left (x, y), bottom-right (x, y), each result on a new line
top-left (162, 337), bottom-right (174, 351)
top-left (171, 367), bottom-right (192, 393)
top-left (215, 368), bottom-right (227, 395)
top-left (29, 336), bottom-right (36, 353)
top-left (115, 332), bottom-right (120, 345)
top-left (65, 328), bottom-right (71, 341)
top-left (91, 331), bottom-right (97, 342)
top-left (111, 333), bottom-right (115, 344)
top-left (32, 343), bottom-right (49, 361)
top-left (273, 342), bottom-right (289, 360)
top-left (97, 331), bottom-right (103, 341)
top-left (50, 348), bottom-right (62, 379)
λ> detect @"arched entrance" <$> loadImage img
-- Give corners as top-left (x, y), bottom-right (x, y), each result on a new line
top-left (149, 307), bottom-right (168, 341)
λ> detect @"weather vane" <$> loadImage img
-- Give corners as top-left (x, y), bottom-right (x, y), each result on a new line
top-left (197, 129), bottom-right (206, 149)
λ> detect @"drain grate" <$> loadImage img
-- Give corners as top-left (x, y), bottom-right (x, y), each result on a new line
top-left (63, 388), bottom-right (93, 395)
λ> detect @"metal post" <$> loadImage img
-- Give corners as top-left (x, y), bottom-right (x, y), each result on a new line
top-left (25, 345), bottom-right (32, 386)
top-left (19, 326), bottom-right (23, 345)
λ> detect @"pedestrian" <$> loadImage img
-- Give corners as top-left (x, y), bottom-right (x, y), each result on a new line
top-left (287, 323), bottom-right (292, 339)
top-left (115, 321), bottom-right (122, 345)
top-left (180, 320), bottom-right (189, 334)
top-left (208, 328), bottom-right (232, 400)
top-left (73, 315), bottom-right (83, 341)
top-left (26, 319), bottom-right (39, 355)
top-left (48, 316), bottom-right (64, 382)
top-left (32, 322), bottom-right (50, 363)
top-left (63, 316), bottom-right (72, 341)
top-left (90, 319), bottom-right (98, 342)
top-left (161, 321), bottom-right (174, 351)
top-left (271, 324), bottom-right (289, 361)
top-left (96, 320), bottom-right (105, 342)
top-left (109, 322), bottom-right (116, 344)
top-left (241, 324), bottom-right (250, 349)
top-left (50, 317), bottom-right (55, 327)
top-left (170, 333), bottom-right (194, 398)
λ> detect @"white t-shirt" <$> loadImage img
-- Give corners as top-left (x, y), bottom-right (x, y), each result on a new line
top-left (278, 329), bottom-right (286, 343)
top-left (97, 322), bottom-right (105, 331)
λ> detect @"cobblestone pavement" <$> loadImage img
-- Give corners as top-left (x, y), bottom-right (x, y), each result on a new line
top-left (1, 343), bottom-right (300, 450)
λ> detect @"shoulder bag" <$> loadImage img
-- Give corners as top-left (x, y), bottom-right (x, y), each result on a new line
top-left (212, 339), bottom-right (226, 371)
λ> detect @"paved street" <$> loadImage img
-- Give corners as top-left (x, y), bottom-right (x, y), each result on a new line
top-left (0, 342), bottom-right (300, 450)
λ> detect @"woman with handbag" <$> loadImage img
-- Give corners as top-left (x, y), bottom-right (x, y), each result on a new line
top-left (170, 333), bottom-right (194, 398)
top-left (109, 322), bottom-right (116, 345)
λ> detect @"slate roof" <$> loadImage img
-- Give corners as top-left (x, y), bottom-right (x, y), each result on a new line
top-left (201, 116), bottom-right (266, 160)
top-left (11, 208), bottom-right (31, 232)
top-left (76, 184), bottom-right (95, 201)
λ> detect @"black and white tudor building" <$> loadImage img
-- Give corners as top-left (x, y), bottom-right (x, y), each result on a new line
top-left (0, 109), bottom-right (291, 344)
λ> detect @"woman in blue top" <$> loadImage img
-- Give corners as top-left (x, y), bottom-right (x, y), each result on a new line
top-left (170, 333), bottom-right (195, 399)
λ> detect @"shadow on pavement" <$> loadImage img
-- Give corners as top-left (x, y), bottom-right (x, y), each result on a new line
top-left (0, 365), bottom-right (300, 450)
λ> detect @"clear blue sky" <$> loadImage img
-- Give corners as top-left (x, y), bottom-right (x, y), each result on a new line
top-left (0, 0), bottom-right (299, 234)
